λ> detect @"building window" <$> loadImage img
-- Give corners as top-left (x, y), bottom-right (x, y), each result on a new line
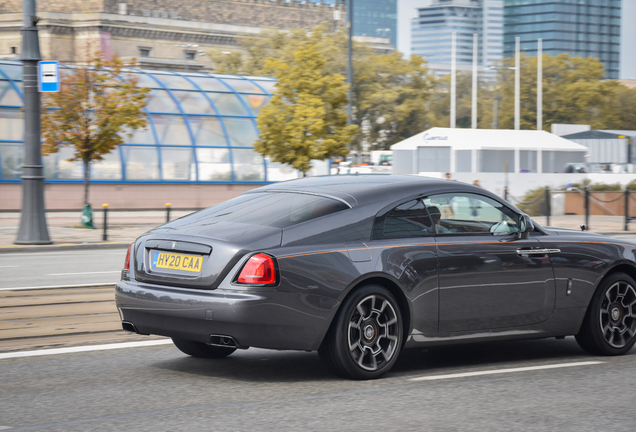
top-left (185, 51), bottom-right (196, 60)
top-left (139, 48), bottom-right (151, 57)
top-left (10, 47), bottom-right (16, 54)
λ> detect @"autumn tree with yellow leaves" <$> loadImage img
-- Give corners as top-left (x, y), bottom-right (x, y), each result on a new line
top-left (255, 43), bottom-right (358, 174)
top-left (41, 55), bottom-right (150, 209)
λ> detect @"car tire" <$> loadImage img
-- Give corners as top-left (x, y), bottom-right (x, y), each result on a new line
top-left (319, 284), bottom-right (403, 380)
top-left (171, 337), bottom-right (237, 359)
top-left (575, 272), bottom-right (636, 356)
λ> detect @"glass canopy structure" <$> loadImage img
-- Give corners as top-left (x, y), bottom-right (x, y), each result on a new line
top-left (0, 60), bottom-right (298, 184)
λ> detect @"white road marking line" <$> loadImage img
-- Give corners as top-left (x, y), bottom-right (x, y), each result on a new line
top-left (47, 271), bottom-right (121, 276)
top-left (0, 266), bottom-right (18, 268)
top-left (0, 426), bottom-right (13, 430)
top-left (0, 283), bottom-right (115, 291)
top-left (410, 361), bottom-right (604, 381)
top-left (0, 339), bottom-right (173, 360)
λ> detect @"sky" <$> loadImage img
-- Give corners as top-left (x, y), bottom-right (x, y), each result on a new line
top-left (397, 0), bottom-right (432, 57)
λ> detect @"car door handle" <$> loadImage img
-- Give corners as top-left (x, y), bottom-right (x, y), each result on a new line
top-left (517, 248), bottom-right (561, 255)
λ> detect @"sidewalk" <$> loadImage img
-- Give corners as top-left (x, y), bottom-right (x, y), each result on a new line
top-left (0, 210), bottom-right (195, 252)
top-left (0, 211), bottom-right (635, 253)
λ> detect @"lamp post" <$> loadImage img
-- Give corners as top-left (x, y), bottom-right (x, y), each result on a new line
top-left (346, 0), bottom-right (353, 127)
top-left (472, 33), bottom-right (478, 129)
top-left (15, 0), bottom-right (51, 244)
top-left (537, 38), bottom-right (542, 131)
top-left (176, 44), bottom-right (198, 73)
top-left (514, 36), bottom-right (520, 130)
top-left (450, 31), bottom-right (456, 129)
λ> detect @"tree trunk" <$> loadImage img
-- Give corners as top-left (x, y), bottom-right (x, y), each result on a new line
top-left (84, 160), bottom-right (90, 205)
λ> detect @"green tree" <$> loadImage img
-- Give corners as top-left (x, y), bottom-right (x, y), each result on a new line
top-left (41, 55), bottom-right (150, 209)
top-left (483, 53), bottom-right (636, 131)
top-left (426, 72), bottom-right (496, 129)
top-left (210, 23), bottom-right (436, 150)
top-left (255, 43), bottom-right (358, 174)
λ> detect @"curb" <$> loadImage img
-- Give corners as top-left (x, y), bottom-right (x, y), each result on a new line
top-left (0, 242), bottom-right (130, 254)
top-left (0, 283), bottom-right (116, 291)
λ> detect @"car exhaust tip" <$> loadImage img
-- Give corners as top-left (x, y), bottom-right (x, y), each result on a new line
top-left (122, 321), bottom-right (138, 333)
top-left (209, 334), bottom-right (238, 348)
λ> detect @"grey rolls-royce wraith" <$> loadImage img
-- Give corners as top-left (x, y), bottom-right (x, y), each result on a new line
top-left (115, 175), bottom-right (636, 379)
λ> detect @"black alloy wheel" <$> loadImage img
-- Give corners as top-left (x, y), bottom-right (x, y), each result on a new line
top-left (319, 285), bottom-right (403, 380)
top-left (576, 272), bottom-right (636, 356)
top-left (172, 337), bottom-right (237, 359)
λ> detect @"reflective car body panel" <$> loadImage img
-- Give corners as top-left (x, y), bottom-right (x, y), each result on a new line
top-left (437, 236), bottom-right (556, 332)
top-left (115, 175), bottom-right (636, 353)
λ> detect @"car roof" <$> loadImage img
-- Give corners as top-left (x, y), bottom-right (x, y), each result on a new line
top-left (249, 174), bottom-right (512, 210)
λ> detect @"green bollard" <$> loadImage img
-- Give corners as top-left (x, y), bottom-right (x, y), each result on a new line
top-left (82, 203), bottom-right (95, 229)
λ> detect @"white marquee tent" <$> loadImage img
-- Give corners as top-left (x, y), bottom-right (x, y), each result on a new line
top-left (390, 128), bottom-right (588, 175)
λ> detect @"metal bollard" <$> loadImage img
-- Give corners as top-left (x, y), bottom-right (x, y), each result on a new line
top-left (625, 188), bottom-right (630, 232)
top-left (584, 187), bottom-right (590, 231)
top-left (545, 186), bottom-right (551, 227)
top-left (102, 203), bottom-right (109, 241)
top-left (166, 203), bottom-right (171, 223)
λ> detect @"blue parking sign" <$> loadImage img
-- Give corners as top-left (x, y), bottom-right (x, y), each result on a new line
top-left (38, 61), bottom-right (60, 92)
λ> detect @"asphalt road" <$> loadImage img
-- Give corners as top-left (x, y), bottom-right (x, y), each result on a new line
top-left (2, 234), bottom-right (636, 431)
top-left (1, 337), bottom-right (635, 431)
top-left (0, 249), bottom-right (126, 289)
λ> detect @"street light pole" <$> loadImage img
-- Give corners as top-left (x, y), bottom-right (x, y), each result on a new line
top-left (472, 33), bottom-right (477, 129)
top-left (176, 44), bottom-right (198, 73)
top-left (514, 36), bottom-right (520, 130)
top-left (537, 38), bottom-right (543, 131)
top-left (346, 0), bottom-right (353, 127)
top-left (451, 31), bottom-right (456, 129)
top-left (15, 0), bottom-right (51, 244)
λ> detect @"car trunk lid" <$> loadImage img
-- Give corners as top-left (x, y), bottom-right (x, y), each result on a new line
top-left (132, 221), bottom-right (282, 289)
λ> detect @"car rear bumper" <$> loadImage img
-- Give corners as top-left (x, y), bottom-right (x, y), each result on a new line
top-left (115, 280), bottom-right (339, 351)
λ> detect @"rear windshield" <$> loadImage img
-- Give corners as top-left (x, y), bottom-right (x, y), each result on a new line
top-left (185, 192), bottom-right (349, 229)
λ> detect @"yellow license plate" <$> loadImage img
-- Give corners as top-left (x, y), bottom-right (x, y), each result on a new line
top-left (152, 251), bottom-right (203, 273)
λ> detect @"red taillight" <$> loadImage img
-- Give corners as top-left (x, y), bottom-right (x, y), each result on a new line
top-left (124, 244), bottom-right (132, 270)
top-left (237, 254), bottom-right (276, 285)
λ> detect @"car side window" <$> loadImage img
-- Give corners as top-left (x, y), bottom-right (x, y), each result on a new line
top-left (423, 193), bottom-right (518, 235)
top-left (373, 199), bottom-right (435, 239)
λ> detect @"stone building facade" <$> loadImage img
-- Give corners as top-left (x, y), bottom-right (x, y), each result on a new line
top-left (0, 0), bottom-right (387, 72)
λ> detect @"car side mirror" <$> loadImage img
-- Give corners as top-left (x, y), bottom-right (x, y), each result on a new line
top-left (518, 213), bottom-right (534, 239)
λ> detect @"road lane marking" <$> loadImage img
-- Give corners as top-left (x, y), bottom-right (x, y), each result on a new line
top-left (47, 271), bottom-right (121, 276)
top-left (0, 339), bottom-right (173, 360)
top-left (0, 283), bottom-right (115, 291)
top-left (410, 361), bottom-right (604, 381)
top-left (0, 266), bottom-right (18, 268)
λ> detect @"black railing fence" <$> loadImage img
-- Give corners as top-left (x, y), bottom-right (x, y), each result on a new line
top-left (508, 187), bottom-right (636, 232)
